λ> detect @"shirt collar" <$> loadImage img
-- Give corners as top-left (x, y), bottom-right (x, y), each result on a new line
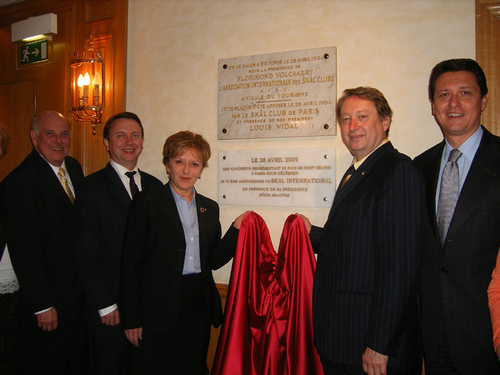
top-left (169, 181), bottom-right (196, 205)
top-left (352, 138), bottom-right (390, 170)
top-left (109, 159), bottom-right (139, 177)
top-left (442, 126), bottom-right (483, 164)
top-left (39, 152), bottom-right (68, 175)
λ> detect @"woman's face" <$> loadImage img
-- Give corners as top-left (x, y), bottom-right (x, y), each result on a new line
top-left (166, 147), bottom-right (204, 200)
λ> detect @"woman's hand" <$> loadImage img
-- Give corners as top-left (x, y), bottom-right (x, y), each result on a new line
top-left (233, 210), bottom-right (253, 229)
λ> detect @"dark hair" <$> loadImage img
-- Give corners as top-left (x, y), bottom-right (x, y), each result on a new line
top-left (162, 131), bottom-right (211, 168)
top-left (336, 86), bottom-right (393, 135)
top-left (103, 112), bottom-right (144, 140)
top-left (0, 123), bottom-right (10, 159)
top-left (428, 58), bottom-right (488, 101)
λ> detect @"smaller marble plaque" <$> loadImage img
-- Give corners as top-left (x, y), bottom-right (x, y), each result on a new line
top-left (218, 148), bottom-right (336, 207)
top-left (218, 47), bottom-right (337, 139)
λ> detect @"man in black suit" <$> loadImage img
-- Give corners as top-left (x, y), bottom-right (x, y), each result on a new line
top-left (414, 59), bottom-right (500, 374)
top-left (73, 112), bottom-right (162, 374)
top-left (0, 111), bottom-right (87, 374)
top-left (301, 87), bottom-right (425, 375)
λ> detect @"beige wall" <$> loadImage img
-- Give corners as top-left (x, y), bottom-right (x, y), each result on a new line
top-left (127, 0), bottom-right (475, 283)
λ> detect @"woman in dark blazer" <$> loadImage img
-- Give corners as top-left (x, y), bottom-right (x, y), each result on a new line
top-left (120, 130), bottom-right (248, 374)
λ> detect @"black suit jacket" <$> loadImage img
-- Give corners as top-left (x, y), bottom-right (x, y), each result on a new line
top-left (0, 181), bottom-right (4, 261)
top-left (310, 142), bottom-right (425, 367)
top-left (0, 149), bottom-right (84, 320)
top-left (414, 126), bottom-right (500, 374)
top-left (120, 183), bottom-right (239, 332)
top-left (72, 163), bottom-right (162, 320)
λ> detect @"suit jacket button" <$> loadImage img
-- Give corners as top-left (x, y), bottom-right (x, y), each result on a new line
top-left (441, 267), bottom-right (448, 274)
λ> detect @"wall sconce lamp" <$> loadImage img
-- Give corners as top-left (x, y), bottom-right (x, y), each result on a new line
top-left (70, 34), bottom-right (104, 135)
top-left (11, 13), bottom-right (57, 43)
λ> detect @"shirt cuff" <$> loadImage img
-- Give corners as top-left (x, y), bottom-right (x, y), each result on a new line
top-left (35, 307), bottom-right (53, 315)
top-left (98, 303), bottom-right (118, 317)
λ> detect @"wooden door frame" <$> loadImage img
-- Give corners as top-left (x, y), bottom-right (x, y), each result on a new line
top-left (476, 0), bottom-right (500, 136)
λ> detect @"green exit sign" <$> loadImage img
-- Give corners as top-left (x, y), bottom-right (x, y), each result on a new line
top-left (20, 40), bottom-right (48, 66)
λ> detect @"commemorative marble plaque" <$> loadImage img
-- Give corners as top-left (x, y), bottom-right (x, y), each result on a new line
top-left (218, 148), bottom-right (336, 207)
top-left (218, 47), bottom-right (337, 139)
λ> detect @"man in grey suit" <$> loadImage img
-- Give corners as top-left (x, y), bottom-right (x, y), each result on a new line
top-left (414, 58), bottom-right (500, 374)
top-left (301, 87), bottom-right (425, 375)
top-left (73, 112), bottom-right (162, 374)
top-left (0, 111), bottom-right (87, 374)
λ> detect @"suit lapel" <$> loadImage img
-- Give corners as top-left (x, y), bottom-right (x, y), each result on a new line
top-left (446, 130), bottom-right (500, 240)
top-left (32, 150), bottom-right (73, 210)
top-left (105, 163), bottom-right (131, 208)
top-left (420, 142), bottom-right (444, 241)
top-left (138, 169), bottom-right (153, 191)
top-left (195, 193), bottom-right (209, 268)
top-left (156, 183), bottom-right (184, 237)
top-left (329, 142), bottom-right (393, 219)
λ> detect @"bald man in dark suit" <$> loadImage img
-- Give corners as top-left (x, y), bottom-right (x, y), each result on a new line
top-left (0, 111), bottom-right (87, 374)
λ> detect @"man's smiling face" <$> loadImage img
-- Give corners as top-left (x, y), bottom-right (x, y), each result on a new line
top-left (431, 71), bottom-right (488, 147)
top-left (339, 96), bottom-right (389, 160)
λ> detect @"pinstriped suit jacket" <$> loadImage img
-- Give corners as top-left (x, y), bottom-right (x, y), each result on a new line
top-left (310, 142), bottom-right (425, 368)
top-left (120, 183), bottom-right (239, 332)
top-left (414, 127), bottom-right (500, 374)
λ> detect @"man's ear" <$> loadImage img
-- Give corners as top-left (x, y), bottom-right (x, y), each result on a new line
top-left (30, 130), bottom-right (37, 147)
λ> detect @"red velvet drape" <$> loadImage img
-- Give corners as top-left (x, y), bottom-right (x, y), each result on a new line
top-left (212, 212), bottom-right (323, 375)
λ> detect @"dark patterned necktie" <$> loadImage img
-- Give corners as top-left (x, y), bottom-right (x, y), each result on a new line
top-left (125, 171), bottom-right (139, 198)
top-left (437, 149), bottom-right (462, 245)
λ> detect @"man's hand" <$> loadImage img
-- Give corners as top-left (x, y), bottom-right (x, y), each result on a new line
top-left (362, 347), bottom-right (388, 375)
top-left (101, 309), bottom-right (120, 326)
top-left (297, 214), bottom-right (312, 233)
top-left (125, 327), bottom-right (143, 347)
top-left (36, 307), bottom-right (58, 331)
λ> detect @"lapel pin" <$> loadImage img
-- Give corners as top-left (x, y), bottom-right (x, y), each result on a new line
top-left (200, 207), bottom-right (207, 213)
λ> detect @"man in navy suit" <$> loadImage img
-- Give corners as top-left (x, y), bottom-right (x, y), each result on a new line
top-left (0, 111), bottom-right (87, 374)
top-left (414, 59), bottom-right (500, 374)
top-left (73, 112), bottom-right (163, 374)
top-left (301, 87), bottom-right (425, 375)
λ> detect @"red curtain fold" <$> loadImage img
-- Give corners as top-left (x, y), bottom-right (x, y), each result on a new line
top-left (212, 212), bottom-right (323, 375)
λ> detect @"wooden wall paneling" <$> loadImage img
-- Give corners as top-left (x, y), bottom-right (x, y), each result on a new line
top-left (0, 4), bottom-right (75, 114)
top-left (0, 80), bottom-right (36, 180)
top-left (71, 35), bottom-right (114, 175)
top-left (0, 0), bottom-right (128, 177)
top-left (0, 2), bottom-right (78, 178)
top-left (71, 0), bottom-right (128, 176)
top-left (476, 0), bottom-right (500, 136)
